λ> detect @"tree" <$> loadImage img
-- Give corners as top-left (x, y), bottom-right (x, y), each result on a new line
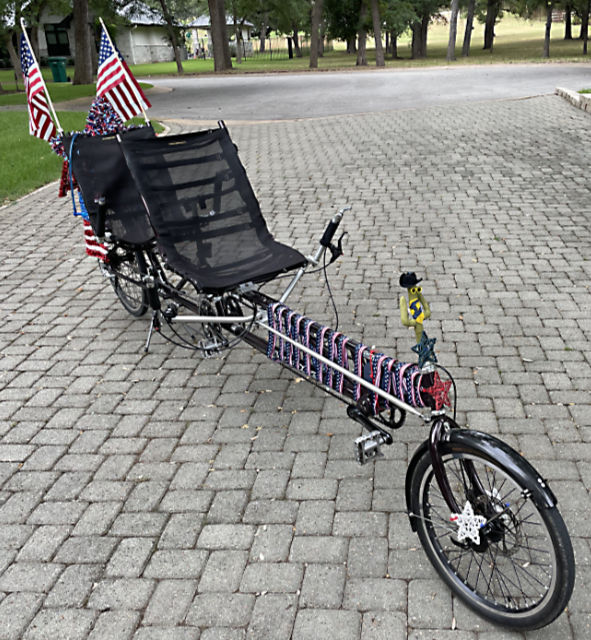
top-left (356, 0), bottom-right (368, 65)
top-left (410, 0), bottom-right (440, 58)
top-left (511, 0), bottom-right (558, 58)
top-left (268, 0), bottom-right (309, 58)
top-left (208, 0), bottom-right (232, 70)
top-left (325, 0), bottom-right (361, 54)
top-left (564, 3), bottom-right (572, 38)
top-left (156, 0), bottom-right (184, 72)
top-left (382, 0), bottom-right (416, 59)
top-left (447, 0), bottom-right (460, 61)
top-left (309, 0), bottom-right (324, 68)
top-left (542, 0), bottom-right (554, 57)
top-left (462, 0), bottom-right (476, 56)
top-left (369, 0), bottom-right (384, 66)
top-left (582, 0), bottom-right (590, 53)
top-left (73, 0), bottom-right (93, 84)
top-left (482, 0), bottom-right (502, 50)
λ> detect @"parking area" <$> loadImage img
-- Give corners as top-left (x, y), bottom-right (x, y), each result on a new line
top-left (0, 94), bottom-right (590, 639)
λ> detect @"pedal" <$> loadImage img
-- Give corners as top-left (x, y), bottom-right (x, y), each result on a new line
top-left (198, 338), bottom-right (223, 357)
top-left (355, 431), bottom-right (386, 465)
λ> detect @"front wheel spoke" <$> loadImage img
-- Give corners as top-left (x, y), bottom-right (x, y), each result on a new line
top-left (512, 559), bottom-right (552, 590)
top-left (490, 548), bottom-right (521, 607)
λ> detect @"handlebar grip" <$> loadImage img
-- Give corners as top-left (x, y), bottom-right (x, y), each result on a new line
top-left (95, 197), bottom-right (107, 239)
top-left (320, 218), bottom-right (340, 247)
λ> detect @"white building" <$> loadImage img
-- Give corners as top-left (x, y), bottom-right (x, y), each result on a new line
top-left (37, 3), bottom-right (182, 65)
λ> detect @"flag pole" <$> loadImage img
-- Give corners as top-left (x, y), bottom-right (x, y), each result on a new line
top-left (20, 18), bottom-right (63, 134)
top-left (98, 17), bottom-right (150, 125)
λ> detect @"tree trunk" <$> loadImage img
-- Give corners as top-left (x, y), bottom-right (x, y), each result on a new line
top-left (233, 13), bottom-right (242, 64)
top-left (208, 0), bottom-right (232, 71)
top-left (7, 33), bottom-right (21, 88)
top-left (346, 36), bottom-right (356, 53)
top-left (29, 24), bottom-right (40, 59)
top-left (483, 0), bottom-right (498, 50)
top-left (370, 0), bottom-right (384, 66)
top-left (564, 4), bottom-right (572, 39)
top-left (462, 0), bottom-right (476, 56)
top-left (260, 12), bottom-right (268, 52)
top-left (390, 31), bottom-right (399, 59)
top-left (411, 21), bottom-right (422, 59)
top-left (447, 0), bottom-right (460, 61)
top-left (356, 2), bottom-right (368, 66)
top-left (158, 0), bottom-right (184, 73)
top-left (583, 0), bottom-right (590, 53)
top-left (292, 24), bottom-right (302, 57)
top-left (309, 0), bottom-right (324, 68)
top-left (73, 0), bottom-right (93, 84)
top-left (420, 14), bottom-right (429, 57)
top-left (543, 1), bottom-right (552, 58)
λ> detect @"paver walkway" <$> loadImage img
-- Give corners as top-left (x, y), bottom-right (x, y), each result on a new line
top-left (0, 94), bottom-right (590, 639)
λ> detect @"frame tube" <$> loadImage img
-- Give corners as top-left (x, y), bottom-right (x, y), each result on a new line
top-left (174, 314), bottom-right (255, 324)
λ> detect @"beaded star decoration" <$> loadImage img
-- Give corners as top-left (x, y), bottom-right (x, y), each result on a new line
top-left (411, 331), bottom-right (437, 369)
top-left (423, 371), bottom-right (452, 410)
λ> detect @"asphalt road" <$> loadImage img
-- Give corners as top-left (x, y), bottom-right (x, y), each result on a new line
top-left (144, 63), bottom-right (591, 121)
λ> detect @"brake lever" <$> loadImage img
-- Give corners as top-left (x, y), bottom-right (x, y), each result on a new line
top-left (328, 231), bottom-right (347, 265)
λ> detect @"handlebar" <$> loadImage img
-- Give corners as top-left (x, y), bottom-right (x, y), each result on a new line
top-left (320, 206), bottom-right (351, 248)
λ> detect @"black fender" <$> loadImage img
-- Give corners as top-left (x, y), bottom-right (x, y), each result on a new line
top-left (405, 428), bottom-right (557, 531)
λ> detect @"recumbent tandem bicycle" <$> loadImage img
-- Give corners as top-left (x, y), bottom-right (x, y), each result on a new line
top-left (64, 120), bottom-right (575, 631)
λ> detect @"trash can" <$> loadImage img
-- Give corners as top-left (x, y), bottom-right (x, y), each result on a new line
top-left (47, 56), bottom-right (68, 82)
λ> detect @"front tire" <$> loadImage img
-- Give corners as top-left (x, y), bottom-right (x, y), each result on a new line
top-left (409, 440), bottom-right (574, 630)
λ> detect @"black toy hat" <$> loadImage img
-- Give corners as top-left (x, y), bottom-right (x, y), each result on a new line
top-left (399, 272), bottom-right (422, 288)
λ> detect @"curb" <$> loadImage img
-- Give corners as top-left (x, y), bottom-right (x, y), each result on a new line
top-left (555, 86), bottom-right (591, 113)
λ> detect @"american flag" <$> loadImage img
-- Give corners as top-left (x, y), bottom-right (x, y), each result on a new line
top-left (96, 28), bottom-right (151, 122)
top-left (20, 34), bottom-right (56, 141)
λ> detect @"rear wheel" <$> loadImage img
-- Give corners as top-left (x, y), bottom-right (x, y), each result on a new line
top-left (409, 442), bottom-right (575, 630)
top-left (110, 250), bottom-right (148, 317)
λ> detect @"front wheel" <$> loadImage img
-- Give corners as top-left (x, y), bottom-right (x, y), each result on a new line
top-left (408, 436), bottom-right (574, 630)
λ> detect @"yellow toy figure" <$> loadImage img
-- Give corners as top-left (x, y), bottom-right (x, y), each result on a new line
top-left (399, 272), bottom-right (431, 342)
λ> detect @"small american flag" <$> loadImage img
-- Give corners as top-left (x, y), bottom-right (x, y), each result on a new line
top-left (20, 34), bottom-right (56, 141)
top-left (96, 28), bottom-right (151, 122)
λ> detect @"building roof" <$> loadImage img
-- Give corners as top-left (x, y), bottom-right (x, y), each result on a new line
top-left (185, 15), bottom-right (254, 29)
top-left (119, 2), bottom-right (166, 26)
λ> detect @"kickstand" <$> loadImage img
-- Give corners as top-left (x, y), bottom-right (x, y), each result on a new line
top-left (145, 311), bottom-right (160, 353)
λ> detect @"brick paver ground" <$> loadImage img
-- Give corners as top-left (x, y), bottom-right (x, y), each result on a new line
top-left (0, 94), bottom-right (590, 639)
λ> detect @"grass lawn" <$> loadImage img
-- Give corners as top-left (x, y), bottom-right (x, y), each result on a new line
top-left (0, 111), bottom-right (159, 204)
top-left (0, 81), bottom-right (152, 107)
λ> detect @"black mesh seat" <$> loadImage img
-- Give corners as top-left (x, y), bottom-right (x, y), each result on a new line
top-left (67, 126), bottom-right (156, 247)
top-left (119, 125), bottom-right (307, 293)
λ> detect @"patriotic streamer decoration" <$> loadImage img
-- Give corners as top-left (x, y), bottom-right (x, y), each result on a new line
top-left (266, 303), bottom-right (427, 413)
top-left (20, 34), bottom-right (56, 141)
top-left (71, 189), bottom-right (108, 262)
top-left (97, 25), bottom-right (151, 122)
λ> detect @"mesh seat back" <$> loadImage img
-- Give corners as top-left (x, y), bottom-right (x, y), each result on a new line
top-left (67, 126), bottom-right (156, 247)
top-left (119, 127), bottom-right (305, 290)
